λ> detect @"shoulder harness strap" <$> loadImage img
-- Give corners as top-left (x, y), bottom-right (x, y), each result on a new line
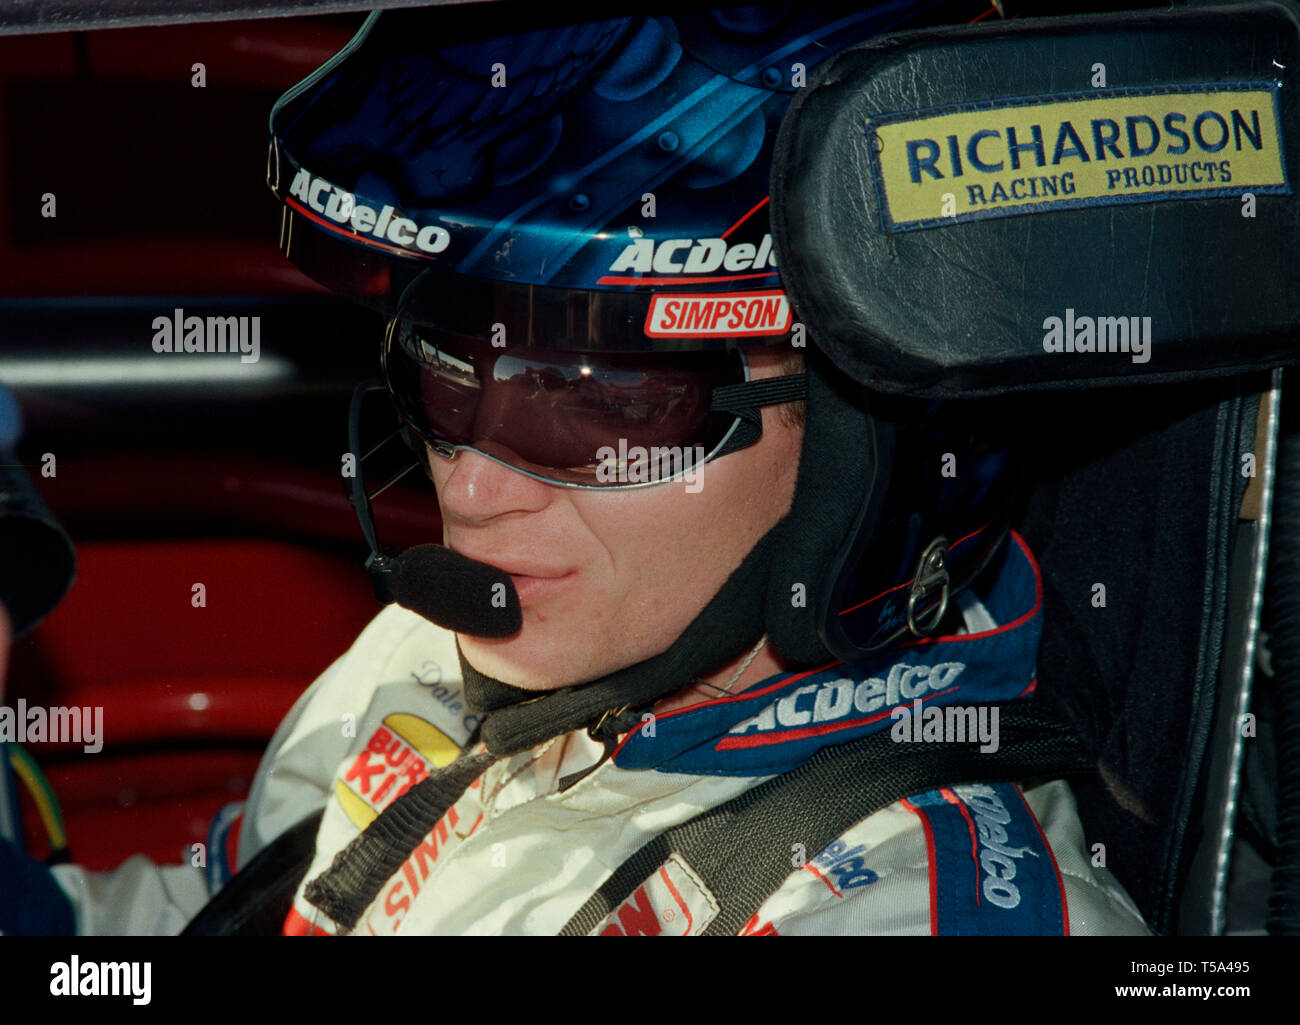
top-left (560, 702), bottom-right (1091, 936)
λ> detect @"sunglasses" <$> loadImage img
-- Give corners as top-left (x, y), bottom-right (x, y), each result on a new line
top-left (382, 319), bottom-right (807, 490)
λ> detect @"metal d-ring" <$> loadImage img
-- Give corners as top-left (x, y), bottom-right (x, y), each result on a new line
top-left (907, 537), bottom-right (951, 637)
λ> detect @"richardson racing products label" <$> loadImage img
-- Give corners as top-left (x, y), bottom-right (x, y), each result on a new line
top-left (869, 83), bottom-right (1289, 231)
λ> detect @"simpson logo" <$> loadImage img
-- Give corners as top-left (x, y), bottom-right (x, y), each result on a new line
top-left (336, 713), bottom-right (460, 829)
top-left (286, 168), bottom-right (452, 256)
top-left (366, 801), bottom-right (482, 934)
top-left (723, 662), bottom-right (965, 740)
top-left (594, 854), bottom-right (720, 936)
top-left (870, 83), bottom-right (1288, 231)
top-left (645, 290), bottom-right (791, 338)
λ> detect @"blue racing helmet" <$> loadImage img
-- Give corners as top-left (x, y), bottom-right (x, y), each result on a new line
top-left (268, 3), bottom-right (961, 350)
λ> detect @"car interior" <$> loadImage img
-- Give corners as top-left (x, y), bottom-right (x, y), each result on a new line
top-left (1, 0), bottom-right (1297, 938)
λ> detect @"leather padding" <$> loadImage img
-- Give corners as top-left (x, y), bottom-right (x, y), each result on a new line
top-left (771, 3), bottom-right (1300, 397)
top-left (764, 347), bottom-right (878, 664)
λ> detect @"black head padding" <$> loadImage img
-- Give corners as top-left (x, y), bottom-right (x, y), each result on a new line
top-left (771, 2), bottom-right (1300, 397)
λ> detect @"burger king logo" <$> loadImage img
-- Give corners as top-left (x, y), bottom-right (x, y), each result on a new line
top-left (336, 713), bottom-right (460, 829)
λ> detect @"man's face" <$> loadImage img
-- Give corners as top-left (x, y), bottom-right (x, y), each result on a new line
top-left (430, 346), bottom-right (803, 690)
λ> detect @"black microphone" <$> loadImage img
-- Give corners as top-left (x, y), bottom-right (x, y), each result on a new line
top-left (389, 544), bottom-right (522, 637)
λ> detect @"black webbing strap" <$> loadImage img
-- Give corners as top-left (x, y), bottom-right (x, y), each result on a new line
top-left (710, 373), bottom-right (807, 413)
top-left (709, 373), bottom-right (807, 460)
top-left (303, 751), bottom-right (498, 931)
top-left (181, 751), bottom-right (500, 936)
top-left (560, 704), bottom-right (1093, 936)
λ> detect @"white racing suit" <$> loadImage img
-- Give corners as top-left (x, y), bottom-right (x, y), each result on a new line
top-left (51, 532), bottom-right (1149, 935)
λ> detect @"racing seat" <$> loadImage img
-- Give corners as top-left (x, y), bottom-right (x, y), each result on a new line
top-left (770, 0), bottom-right (1300, 934)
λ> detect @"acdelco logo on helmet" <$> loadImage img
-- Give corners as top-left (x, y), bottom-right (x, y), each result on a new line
top-left (286, 168), bottom-right (452, 257)
top-left (602, 234), bottom-right (778, 278)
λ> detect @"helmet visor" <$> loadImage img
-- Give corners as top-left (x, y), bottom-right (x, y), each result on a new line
top-left (385, 320), bottom-right (761, 488)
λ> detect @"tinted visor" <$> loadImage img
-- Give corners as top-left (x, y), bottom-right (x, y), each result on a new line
top-left (384, 320), bottom-right (749, 487)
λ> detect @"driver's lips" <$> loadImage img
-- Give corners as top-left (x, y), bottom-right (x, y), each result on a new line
top-left (447, 543), bottom-right (579, 610)
top-left (507, 570), bottom-right (579, 607)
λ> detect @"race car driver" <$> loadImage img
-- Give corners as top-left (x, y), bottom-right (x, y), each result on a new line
top-left (33, 4), bottom-right (1149, 935)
